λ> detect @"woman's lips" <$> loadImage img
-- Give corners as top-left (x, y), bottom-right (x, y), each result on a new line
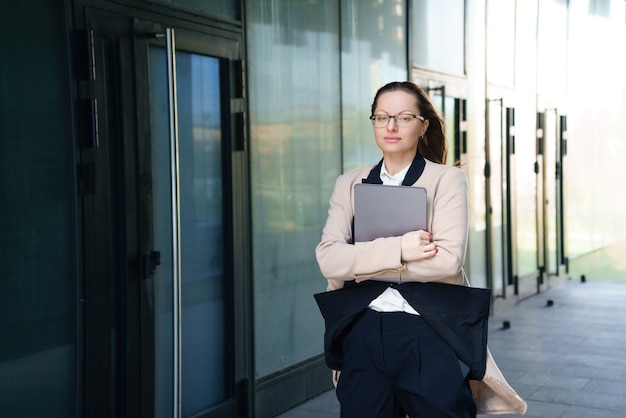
top-left (384, 136), bottom-right (401, 142)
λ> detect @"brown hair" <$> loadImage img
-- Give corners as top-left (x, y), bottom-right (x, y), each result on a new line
top-left (371, 81), bottom-right (447, 164)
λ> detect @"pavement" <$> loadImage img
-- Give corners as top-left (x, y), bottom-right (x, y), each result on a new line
top-left (276, 278), bottom-right (626, 417)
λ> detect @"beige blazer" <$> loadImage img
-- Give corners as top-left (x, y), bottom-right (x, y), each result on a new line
top-left (316, 160), bottom-right (527, 415)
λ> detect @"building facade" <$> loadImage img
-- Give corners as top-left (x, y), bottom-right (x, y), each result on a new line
top-left (1, 0), bottom-right (625, 417)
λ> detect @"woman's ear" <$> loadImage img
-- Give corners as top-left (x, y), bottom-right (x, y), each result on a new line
top-left (422, 118), bottom-right (430, 136)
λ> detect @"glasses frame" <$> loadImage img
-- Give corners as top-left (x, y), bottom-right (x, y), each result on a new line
top-left (369, 113), bottom-right (425, 128)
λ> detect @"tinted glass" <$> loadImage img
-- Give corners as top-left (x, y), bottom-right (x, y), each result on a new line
top-left (150, 48), bottom-right (226, 416)
top-left (0, 1), bottom-right (75, 416)
top-left (341, 0), bottom-right (408, 171)
top-left (247, 0), bottom-right (341, 378)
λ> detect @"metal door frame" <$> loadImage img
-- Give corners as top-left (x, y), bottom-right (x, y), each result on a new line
top-left (72, 2), bottom-right (252, 416)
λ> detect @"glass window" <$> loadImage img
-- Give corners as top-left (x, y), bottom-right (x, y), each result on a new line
top-left (566, 0), bottom-right (626, 261)
top-left (486, 0), bottom-right (516, 86)
top-left (410, 0), bottom-right (464, 75)
top-left (588, 0), bottom-right (611, 17)
top-left (341, 0), bottom-right (408, 172)
top-left (537, 0), bottom-right (568, 98)
top-left (246, 0), bottom-right (341, 378)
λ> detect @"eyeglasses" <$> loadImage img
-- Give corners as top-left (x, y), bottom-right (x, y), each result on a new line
top-left (369, 113), bottom-right (425, 128)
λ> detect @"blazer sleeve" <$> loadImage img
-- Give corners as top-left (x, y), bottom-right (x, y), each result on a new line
top-left (401, 166), bottom-right (469, 284)
top-left (315, 165), bottom-right (469, 290)
top-left (315, 172), bottom-right (405, 291)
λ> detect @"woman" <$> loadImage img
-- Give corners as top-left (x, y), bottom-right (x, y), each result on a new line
top-left (315, 81), bottom-right (527, 417)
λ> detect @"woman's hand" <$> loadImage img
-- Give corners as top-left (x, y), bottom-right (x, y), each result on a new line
top-left (401, 230), bottom-right (437, 262)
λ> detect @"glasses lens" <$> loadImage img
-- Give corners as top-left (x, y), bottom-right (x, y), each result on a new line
top-left (371, 114), bottom-right (417, 127)
top-left (396, 115), bottom-right (413, 126)
top-left (373, 115), bottom-right (389, 126)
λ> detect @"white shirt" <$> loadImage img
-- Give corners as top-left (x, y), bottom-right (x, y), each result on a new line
top-left (367, 162), bottom-right (420, 315)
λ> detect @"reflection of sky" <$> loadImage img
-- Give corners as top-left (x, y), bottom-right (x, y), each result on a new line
top-left (190, 54), bottom-right (221, 129)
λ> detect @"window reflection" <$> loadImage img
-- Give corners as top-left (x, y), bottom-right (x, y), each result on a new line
top-left (247, 0), bottom-right (341, 378)
top-left (248, 1), bottom-right (409, 378)
top-left (150, 49), bottom-right (226, 416)
top-left (341, 0), bottom-right (408, 172)
top-left (411, 0), bottom-right (464, 75)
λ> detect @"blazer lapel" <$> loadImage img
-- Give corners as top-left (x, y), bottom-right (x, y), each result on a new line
top-left (362, 153), bottom-right (426, 185)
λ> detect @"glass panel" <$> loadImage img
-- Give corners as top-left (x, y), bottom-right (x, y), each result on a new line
top-left (466, 102), bottom-right (488, 289)
top-left (544, 111), bottom-right (558, 275)
top-left (152, 0), bottom-right (239, 20)
top-left (514, 2), bottom-right (539, 280)
top-left (247, 0), bottom-right (341, 378)
top-left (411, 0), bottom-right (464, 75)
top-left (0, 1), bottom-right (75, 415)
top-left (444, 96), bottom-right (456, 165)
top-left (488, 100), bottom-right (505, 294)
top-left (566, 0), bottom-right (626, 263)
top-left (150, 48), bottom-right (174, 417)
top-left (150, 48), bottom-right (225, 417)
top-left (178, 52), bottom-right (226, 416)
top-left (486, 0), bottom-right (516, 86)
top-left (515, 129), bottom-right (538, 279)
top-left (341, 0), bottom-right (408, 171)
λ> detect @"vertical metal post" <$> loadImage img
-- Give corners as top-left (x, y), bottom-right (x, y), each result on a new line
top-left (165, 27), bottom-right (182, 418)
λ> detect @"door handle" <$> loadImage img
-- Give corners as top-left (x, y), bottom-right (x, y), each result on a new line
top-left (164, 28), bottom-right (182, 418)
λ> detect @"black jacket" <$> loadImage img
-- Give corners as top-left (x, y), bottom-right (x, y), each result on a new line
top-left (314, 280), bottom-right (490, 380)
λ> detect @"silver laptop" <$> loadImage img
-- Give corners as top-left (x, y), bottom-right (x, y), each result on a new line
top-left (353, 183), bottom-right (427, 242)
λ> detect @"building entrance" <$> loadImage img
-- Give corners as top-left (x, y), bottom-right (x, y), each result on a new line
top-left (76, 4), bottom-right (251, 417)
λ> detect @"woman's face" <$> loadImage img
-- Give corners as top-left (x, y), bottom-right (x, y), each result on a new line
top-left (372, 90), bottom-right (429, 159)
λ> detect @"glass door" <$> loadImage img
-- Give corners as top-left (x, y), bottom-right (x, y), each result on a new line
top-left (428, 86), bottom-right (486, 292)
top-left (135, 20), bottom-right (247, 418)
top-left (513, 105), bottom-right (541, 299)
top-left (538, 109), bottom-right (568, 281)
top-left (504, 107), bottom-right (518, 294)
top-left (80, 6), bottom-right (250, 417)
top-left (541, 109), bottom-right (559, 278)
top-left (558, 115), bottom-right (568, 274)
top-left (149, 34), bottom-right (227, 417)
top-left (486, 99), bottom-right (507, 298)
top-left (536, 112), bottom-right (546, 289)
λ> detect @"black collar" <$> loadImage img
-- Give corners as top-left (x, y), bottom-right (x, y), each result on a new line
top-left (362, 153), bottom-right (426, 186)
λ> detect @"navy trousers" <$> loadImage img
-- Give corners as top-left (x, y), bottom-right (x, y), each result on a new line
top-left (336, 309), bottom-right (477, 418)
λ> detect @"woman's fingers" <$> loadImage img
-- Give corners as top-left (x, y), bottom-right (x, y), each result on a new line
top-left (401, 231), bottom-right (438, 261)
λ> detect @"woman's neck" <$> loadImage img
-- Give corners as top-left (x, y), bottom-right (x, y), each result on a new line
top-left (383, 153), bottom-right (416, 176)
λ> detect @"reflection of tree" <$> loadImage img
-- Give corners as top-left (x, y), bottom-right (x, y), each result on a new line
top-left (251, 121), bottom-right (339, 231)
